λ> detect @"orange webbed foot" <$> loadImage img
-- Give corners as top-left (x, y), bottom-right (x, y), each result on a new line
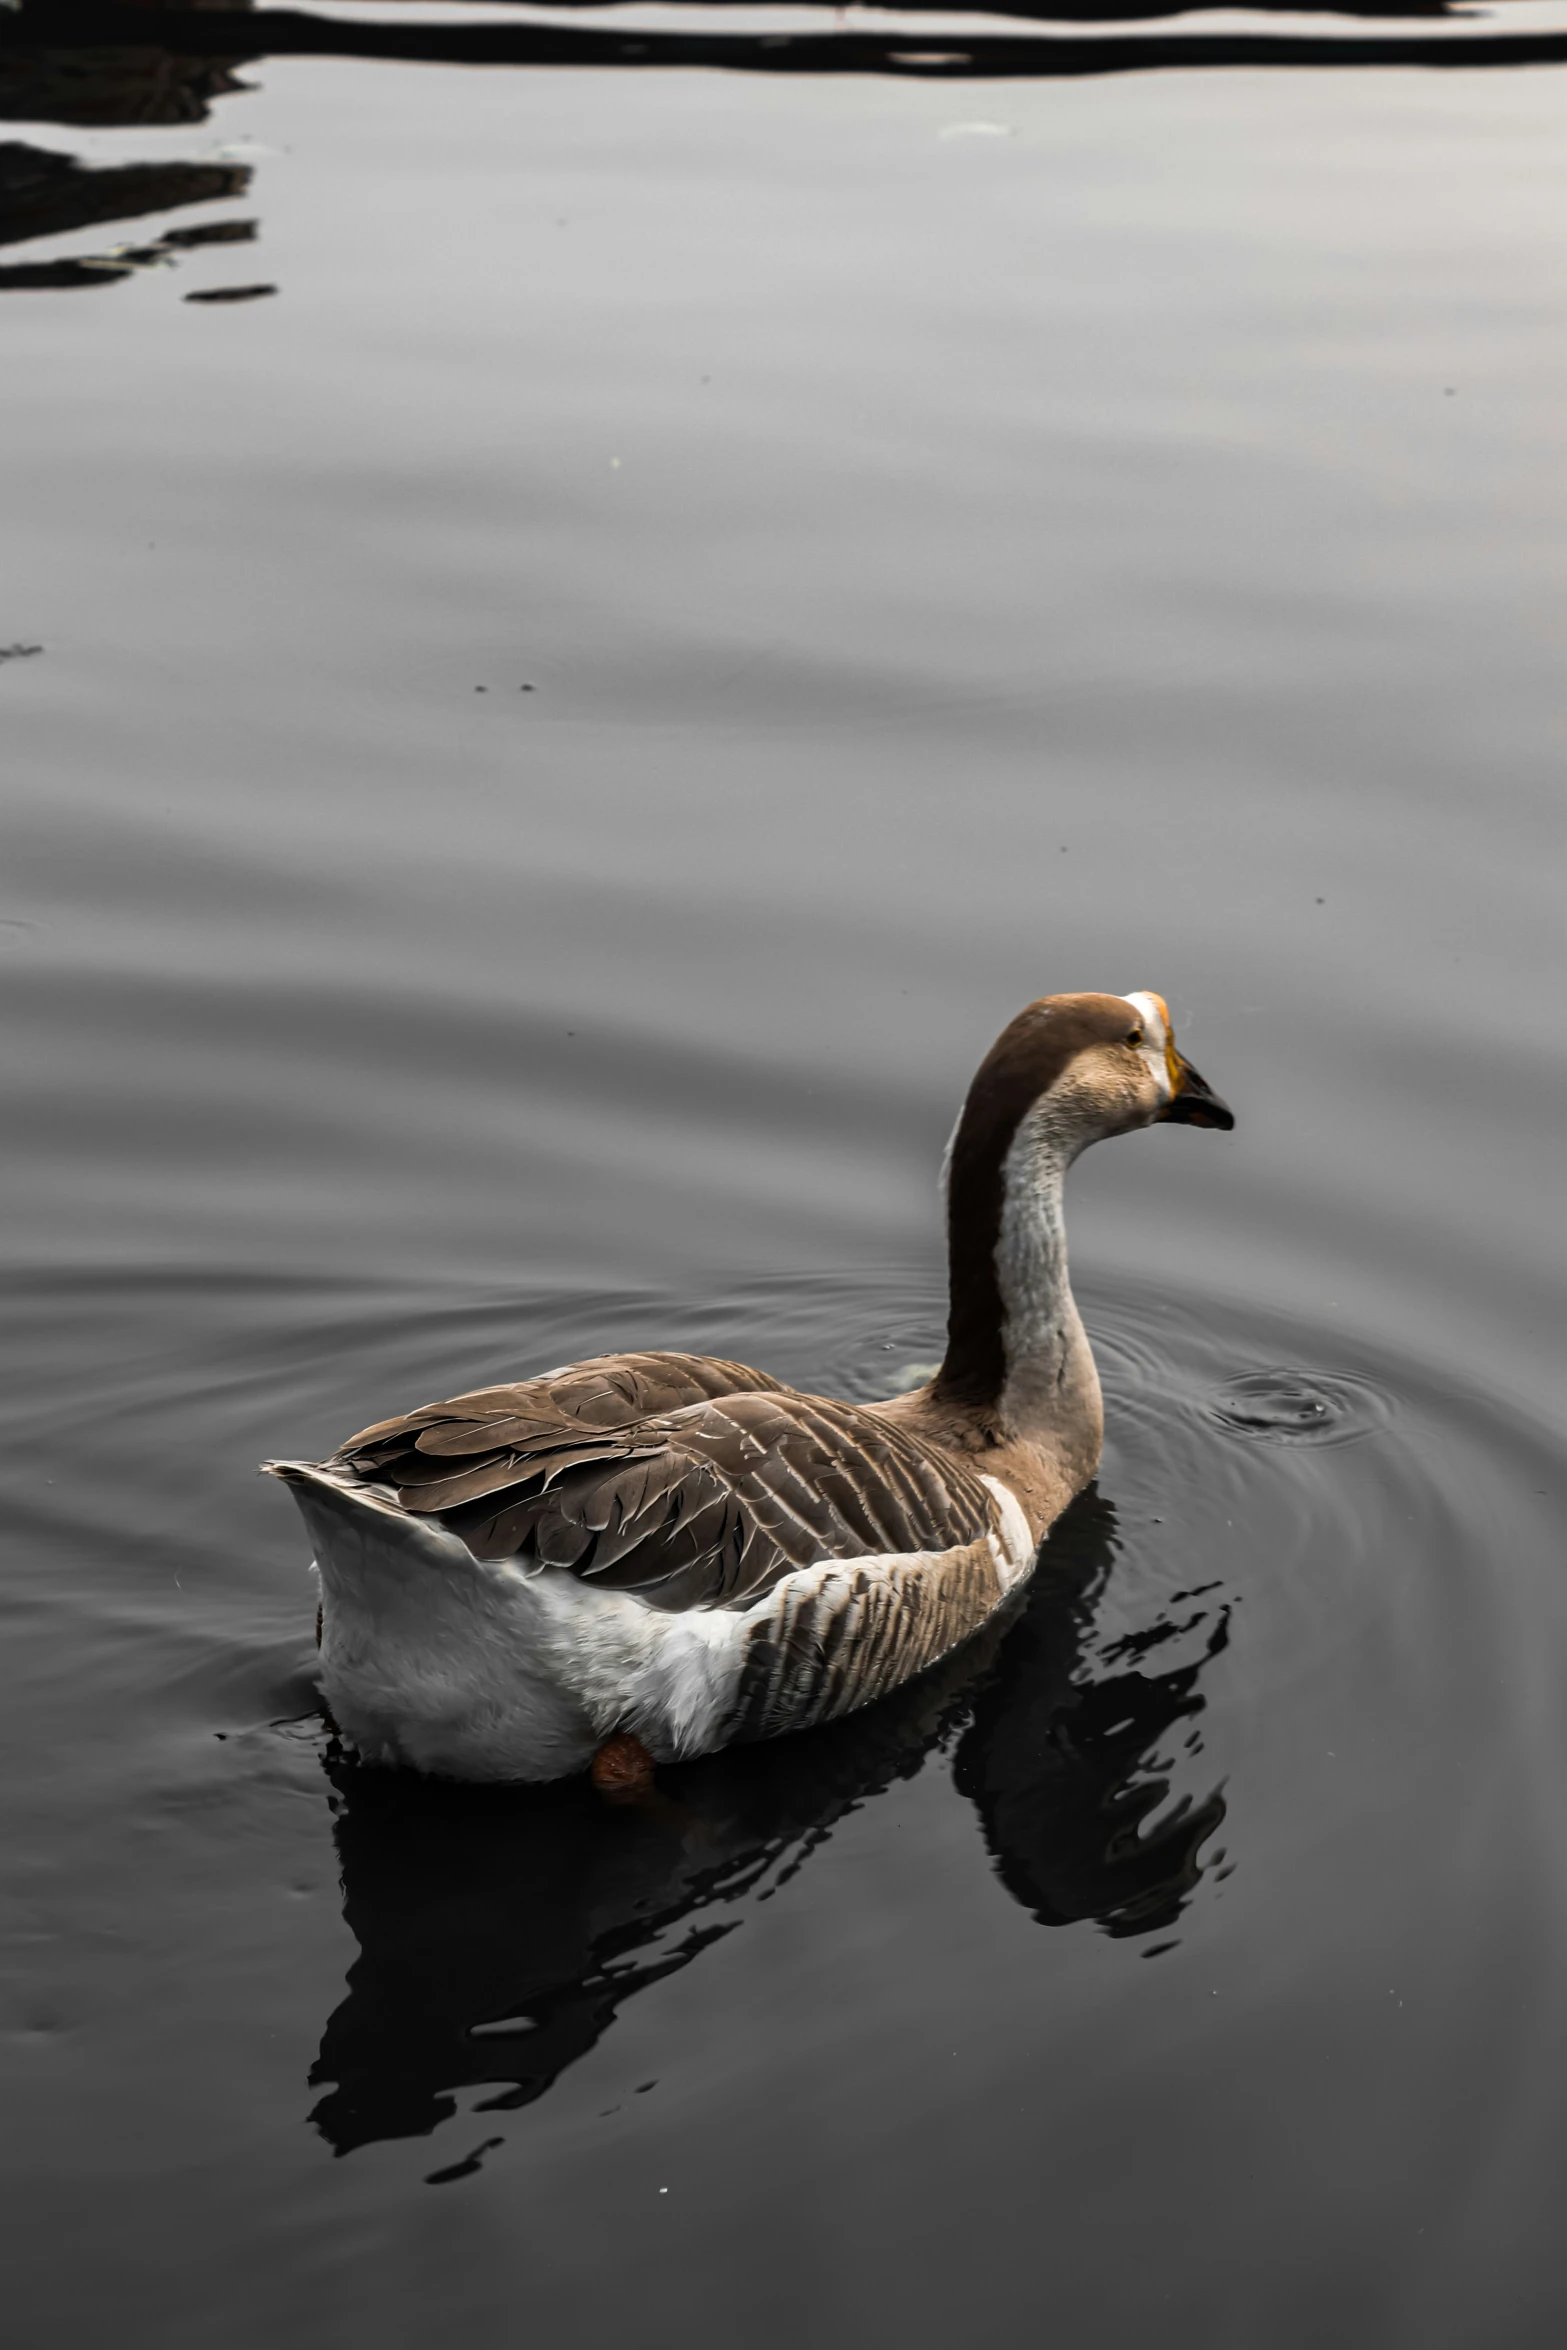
top-left (590, 1731), bottom-right (658, 1801)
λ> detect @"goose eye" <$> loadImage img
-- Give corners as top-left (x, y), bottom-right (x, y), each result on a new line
top-left (1125, 1027), bottom-right (1144, 1047)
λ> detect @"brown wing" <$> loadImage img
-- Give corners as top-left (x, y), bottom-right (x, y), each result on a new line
top-left (340, 1350), bottom-right (789, 1455)
top-left (336, 1353), bottom-right (996, 1613)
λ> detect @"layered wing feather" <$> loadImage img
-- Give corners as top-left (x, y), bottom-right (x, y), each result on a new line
top-left (335, 1350), bottom-right (997, 1614)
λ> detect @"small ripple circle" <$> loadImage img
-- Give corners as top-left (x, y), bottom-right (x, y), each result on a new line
top-left (1208, 1368), bottom-right (1393, 1447)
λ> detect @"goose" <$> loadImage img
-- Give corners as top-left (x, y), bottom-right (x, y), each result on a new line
top-left (266, 990), bottom-right (1232, 1790)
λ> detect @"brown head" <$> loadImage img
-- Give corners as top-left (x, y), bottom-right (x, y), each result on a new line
top-left (936, 991), bottom-right (1233, 1414)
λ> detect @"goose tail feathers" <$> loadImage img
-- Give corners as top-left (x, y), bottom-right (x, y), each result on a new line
top-left (263, 1459), bottom-right (610, 1781)
top-left (262, 1457), bottom-right (479, 1578)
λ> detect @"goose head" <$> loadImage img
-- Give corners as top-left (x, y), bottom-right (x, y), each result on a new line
top-left (1030, 986), bottom-right (1233, 1152)
top-left (945, 988), bottom-right (1233, 1200)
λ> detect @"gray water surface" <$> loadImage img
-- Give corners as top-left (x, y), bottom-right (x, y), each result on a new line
top-left (4, 14), bottom-right (1567, 2346)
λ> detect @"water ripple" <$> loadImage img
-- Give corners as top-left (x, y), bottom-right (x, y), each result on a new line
top-left (1207, 1367), bottom-right (1393, 1448)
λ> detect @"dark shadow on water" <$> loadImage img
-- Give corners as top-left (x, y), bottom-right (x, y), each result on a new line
top-left (953, 1550), bottom-right (1229, 1936)
top-left (0, 5), bottom-right (255, 134)
top-left (0, 4), bottom-right (257, 295)
top-left (8, 2), bottom-right (1566, 96)
top-left (6, 0), bottom-right (1564, 301)
top-left (0, 145), bottom-right (248, 245)
top-left (307, 1489), bottom-right (1227, 2160)
top-left (0, 144), bottom-right (254, 286)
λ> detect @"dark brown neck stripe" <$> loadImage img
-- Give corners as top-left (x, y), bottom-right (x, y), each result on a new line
top-left (933, 994), bottom-right (1136, 1414)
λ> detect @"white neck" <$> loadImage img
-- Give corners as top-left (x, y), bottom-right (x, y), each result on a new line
top-left (993, 1099), bottom-right (1103, 1477)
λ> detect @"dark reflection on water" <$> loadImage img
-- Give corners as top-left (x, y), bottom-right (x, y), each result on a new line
top-left (0, 4), bottom-right (256, 292)
top-left (7, 0), bottom-right (1563, 307)
top-left (0, 6), bottom-right (254, 132)
top-left (951, 1520), bottom-right (1228, 1936)
top-left (0, 150), bottom-right (254, 288)
top-left (0, 144), bottom-right (247, 243)
top-left (7, 4), bottom-right (1565, 336)
top-left (309, 1489), bottom-right (1225, 2159)
top-left (11, 5), bottom-right (1567, 86)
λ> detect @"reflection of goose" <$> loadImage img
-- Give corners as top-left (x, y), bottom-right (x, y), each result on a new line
top-left (308, 1492), bottom-right (1227, 2158)
top-left (268, 992), bottom-right (1231, 1784)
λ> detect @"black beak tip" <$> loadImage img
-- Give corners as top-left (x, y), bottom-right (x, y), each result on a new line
top-left (1162, 1065), bottom-right (1235, 1132)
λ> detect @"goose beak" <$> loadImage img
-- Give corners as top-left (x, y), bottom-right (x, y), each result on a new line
top-left (1159, 1053), bottom-right (1235, 1130)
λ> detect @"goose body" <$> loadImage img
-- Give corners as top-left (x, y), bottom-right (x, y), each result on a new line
top-left (268, 990), bottom-right (1232, 1783)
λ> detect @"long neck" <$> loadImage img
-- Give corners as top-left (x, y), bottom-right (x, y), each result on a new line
top-left (935, 1099), bottom-right (1103, 1473)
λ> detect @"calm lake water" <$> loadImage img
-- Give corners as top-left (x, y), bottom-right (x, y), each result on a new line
top-left (4, 5), bottom-right (1567, 2343)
